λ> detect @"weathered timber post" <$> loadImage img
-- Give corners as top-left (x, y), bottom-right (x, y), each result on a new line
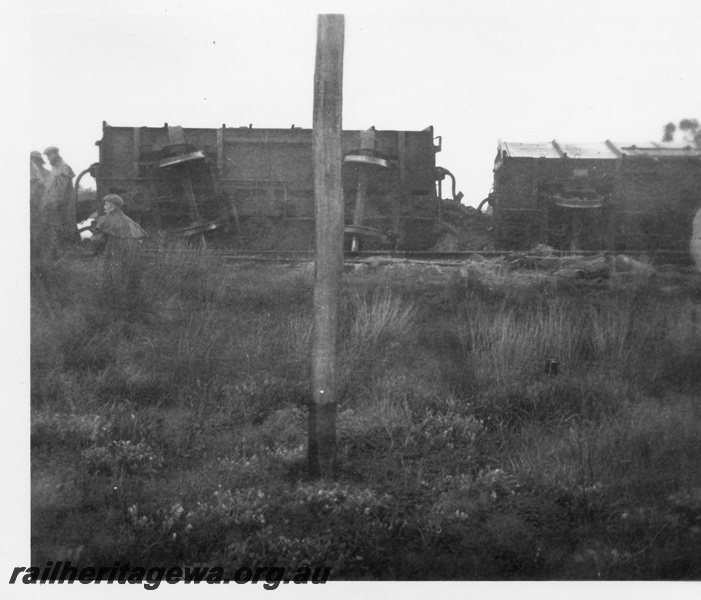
top-left (309, 14), bottom-right (344, 479)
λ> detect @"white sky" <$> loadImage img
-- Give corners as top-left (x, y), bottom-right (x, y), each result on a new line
top-left (18, 0), bottom-right (701, 207)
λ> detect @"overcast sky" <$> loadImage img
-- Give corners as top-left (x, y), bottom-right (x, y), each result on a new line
top-left (21, 0), bottom-right (701, 207)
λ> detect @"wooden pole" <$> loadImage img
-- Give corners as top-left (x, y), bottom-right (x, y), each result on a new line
top-left (309, 14), bottom-right (344, 480)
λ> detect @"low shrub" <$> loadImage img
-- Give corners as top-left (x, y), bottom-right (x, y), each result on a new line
top-left (81, 440), bottom-right (164, 477)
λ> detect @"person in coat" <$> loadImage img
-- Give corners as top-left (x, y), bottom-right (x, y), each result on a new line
top-left (30, 151), bottom-right (51, 262)
top-left (42, 146), bottom-right (77, 252)
top-left (93, 194), bottom-right (148, 300)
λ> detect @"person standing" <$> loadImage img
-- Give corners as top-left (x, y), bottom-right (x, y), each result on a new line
top-left (42, 146), bottom-right (77, 251)
top-left (30, 151), bottom-right (50, 209)
top-left (691, 205), bottom-right (701, 272)
top-left (30, 151), bottom-right (51, 261)
top-left (92, 194), bottom-right (148, 304)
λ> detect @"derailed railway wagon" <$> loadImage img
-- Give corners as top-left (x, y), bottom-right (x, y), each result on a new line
top-left (490, 139), bottom-right (701, 255)
top-left (90, 122), bottom-right (458, 251)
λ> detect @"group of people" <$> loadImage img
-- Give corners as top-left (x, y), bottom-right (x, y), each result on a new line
top-left (30, 147), bottom-right (77, 260)
top-left (31, 147), bottom-right (148, 302)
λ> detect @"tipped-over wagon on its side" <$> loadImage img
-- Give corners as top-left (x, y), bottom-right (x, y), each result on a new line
top-left (489, 139), bottom-right (701, 256)
top-left (86, 121), bottom-right (462, 251)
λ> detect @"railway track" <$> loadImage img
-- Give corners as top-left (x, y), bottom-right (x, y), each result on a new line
top-left (135, 247), bottom-right (694, 267)
top-left (66, 244), bottom-right (694, 268)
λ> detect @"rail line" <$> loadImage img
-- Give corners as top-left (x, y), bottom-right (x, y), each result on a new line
top-left (133, 247), bottom-right (694, 267)
top-left (65, 241), bottom-right (694, 268)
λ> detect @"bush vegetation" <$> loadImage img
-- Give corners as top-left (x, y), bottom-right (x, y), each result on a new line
top-left (30, 245), bottom-right (701, 579)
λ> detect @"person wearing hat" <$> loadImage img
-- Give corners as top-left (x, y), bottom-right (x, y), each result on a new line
top-left (41, 146), bottom-right (77, 252)
top-left (93, 194), bottom-right (148, 302)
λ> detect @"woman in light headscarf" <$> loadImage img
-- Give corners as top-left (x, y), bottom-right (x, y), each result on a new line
top-left (93, 194), bottom-right (148, 300)
top-left (30, 151), bottom-right (50, 262)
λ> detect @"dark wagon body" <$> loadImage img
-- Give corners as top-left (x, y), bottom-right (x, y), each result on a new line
top-left (491, 139), bottom-right (701, 255)
top-left (93, 122), bottom-right (446, 250)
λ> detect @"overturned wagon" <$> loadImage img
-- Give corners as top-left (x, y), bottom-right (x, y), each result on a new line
top-left (490, 139), bottom-right (701, 256)
top-left (91, 122), bottom-right (456, 250)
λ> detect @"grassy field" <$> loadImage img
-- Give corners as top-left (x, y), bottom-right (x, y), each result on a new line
top-left (30, 246), bottom-right (701, 580)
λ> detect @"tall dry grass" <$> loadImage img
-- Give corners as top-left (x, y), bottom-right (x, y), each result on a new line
top-left (345, 288), bottom-right (417, 353)
top-left (453, 266), bottom-right (700, 389)
top-left (456, 299), bottom-right (589, 384)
